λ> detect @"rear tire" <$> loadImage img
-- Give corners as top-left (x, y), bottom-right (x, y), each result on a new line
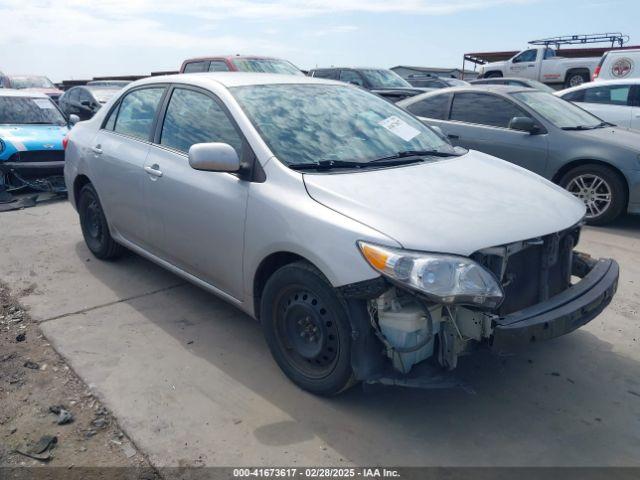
top-left (565, 70), bottom-right (589, 88)
top-left (260, 261), bottom-right (356, 396)
top-left (78, 183), bottom-right (124, 259)
top-left (559, 164), bottom-right (627, 225)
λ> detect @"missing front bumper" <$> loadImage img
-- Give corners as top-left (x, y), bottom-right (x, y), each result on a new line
top-left (490, 253), bottom-right (619, 354)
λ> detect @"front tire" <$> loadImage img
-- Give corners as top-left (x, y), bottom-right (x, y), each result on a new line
top-left (560, 164), bottom-right (627, 225)
top-left (260, 262), bottom-right (356, 396)
top-left (78, 183), bottom-right (124, 259)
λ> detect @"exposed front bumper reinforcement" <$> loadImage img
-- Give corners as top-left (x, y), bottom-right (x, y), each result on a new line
top-left (490, 253), bottom-right (619, 354)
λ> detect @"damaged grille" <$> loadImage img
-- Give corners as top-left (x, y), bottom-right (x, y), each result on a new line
top-left (473, 226), bottom-right (581, 316)
top-left (8, 151), bottom-right (64, 163)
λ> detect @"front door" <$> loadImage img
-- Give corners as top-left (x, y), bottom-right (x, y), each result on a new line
top-left (143, 86), bottom-right (249, 300)
top-left (509, 49), bottom-right (538, 80)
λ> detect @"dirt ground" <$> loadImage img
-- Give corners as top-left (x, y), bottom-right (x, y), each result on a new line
top-left (0, 281), bottom-right (160, 478)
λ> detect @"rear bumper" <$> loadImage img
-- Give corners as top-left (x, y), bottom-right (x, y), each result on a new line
top-left (490, 253), bottom-right (619, 353)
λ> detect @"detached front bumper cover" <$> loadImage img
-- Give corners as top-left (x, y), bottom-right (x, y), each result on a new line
top-left (491, 253), bottom-right (619, 353)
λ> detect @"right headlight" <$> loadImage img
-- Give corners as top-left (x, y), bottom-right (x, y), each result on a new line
top-left (358, 241), bottom-right (504, 309)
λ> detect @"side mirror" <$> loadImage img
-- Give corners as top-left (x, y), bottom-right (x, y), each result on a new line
top-left (68, 114), bottom-right (80, 126)
top-left (509, 116), bottom-right (539, 134)
top-left (188, 142), bottom-right (240, 172)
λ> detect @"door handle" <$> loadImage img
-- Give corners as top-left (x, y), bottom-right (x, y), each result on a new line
top-left (91, 145), bottom-right (102, 155)
top-left (144, 164), bottom-right (163, 178)
top-left (447, 134), bottom-right (459, 140)
top-left (527, 64), bottom-right (534, 67)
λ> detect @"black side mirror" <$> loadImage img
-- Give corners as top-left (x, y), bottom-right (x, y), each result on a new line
top-left (509, 116), bottom-right (540, 134)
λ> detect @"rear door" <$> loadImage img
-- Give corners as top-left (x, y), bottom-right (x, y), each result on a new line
top-left (91, 86), bottom-right (166, 249)
top-left (430, 92), bottom-right (549, 175)
top-left (575, 84), bottom-right (633, 128)
top-left (143, 86), bottom-right (250, 299)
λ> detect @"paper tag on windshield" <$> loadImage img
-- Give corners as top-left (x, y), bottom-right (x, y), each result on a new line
top-left (32, 98), bottom-right (54, 109)
top-left (378, 115), bottom-right (420, 142)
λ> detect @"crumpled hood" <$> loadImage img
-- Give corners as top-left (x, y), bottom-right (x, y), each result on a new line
top-left (303, 151), bottom-right (586, 256)
top-left (0, 125), bottom-right (68, 160)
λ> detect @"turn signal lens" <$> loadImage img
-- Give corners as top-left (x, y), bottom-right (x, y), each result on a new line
top-left (62, 136), bottom-right (68, 150)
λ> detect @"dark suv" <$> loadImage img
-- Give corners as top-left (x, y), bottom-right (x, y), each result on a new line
top-left (309, 67), bottom-right (424, 102)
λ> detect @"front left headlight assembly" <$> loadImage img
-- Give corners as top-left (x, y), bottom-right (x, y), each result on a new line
top-left (358, 241), bottom-right (504, 309)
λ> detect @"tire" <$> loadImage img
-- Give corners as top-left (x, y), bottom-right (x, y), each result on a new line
top-left (78, 183), bottom-right (124, 259)
top-left (559, 164), bottom-right (627, 225)
top-left (565, 70), bottom-right (589, 88)
top-left (260, 261), bottom-right (356, 396)
top-left (484, 71), bottom-right (502, 79)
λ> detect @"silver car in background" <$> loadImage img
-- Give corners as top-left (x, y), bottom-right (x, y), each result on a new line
top-left (64, 74), bottom-right (618, 395)
top-left (398, 85), bottom-right (640, 225)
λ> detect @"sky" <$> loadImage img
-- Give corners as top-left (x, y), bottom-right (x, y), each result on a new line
top-left (1, 0), bottom-right (639, 82)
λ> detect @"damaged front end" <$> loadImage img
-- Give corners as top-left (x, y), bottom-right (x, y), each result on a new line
top-left (343, 225), bottom-right (619, 389)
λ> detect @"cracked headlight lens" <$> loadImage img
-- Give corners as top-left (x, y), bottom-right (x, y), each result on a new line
top-left (358, 241), bottom-right (504, 309)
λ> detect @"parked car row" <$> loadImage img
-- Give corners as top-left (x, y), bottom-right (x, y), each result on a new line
top-left (63, 72), bottom-right (619, 395)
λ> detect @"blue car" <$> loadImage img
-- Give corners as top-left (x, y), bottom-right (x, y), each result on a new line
top-left (0, 89), bottom-right (69, 188)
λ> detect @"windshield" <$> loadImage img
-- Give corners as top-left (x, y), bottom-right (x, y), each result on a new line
top-left (232, 58), bottom-right (303, 76)
top-left (511, 90), bottom-right (603, 129)
top-left (360, 70), bottom-right (412, 89)
top-left (231, 84), bottom-right (454, 167)
top-left (0, 96), bottom-right (66, 125)
top-left (9, 76), bottom-right (55, 89)
top-left (89, 88), bottom-right (120, 103)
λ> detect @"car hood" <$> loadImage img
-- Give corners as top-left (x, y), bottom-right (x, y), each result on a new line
top-left (303, 151), bottom-right (585, 256)
top-left (570, 125), bottom-right (640, 151)
top-left (0, 124), bottom-right (68, 158)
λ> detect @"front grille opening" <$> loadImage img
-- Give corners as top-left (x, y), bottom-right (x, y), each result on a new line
top-left (473, 227), bottom-right (580, 316)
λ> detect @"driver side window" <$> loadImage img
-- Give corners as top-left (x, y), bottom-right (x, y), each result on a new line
top-left (514, 50), bottom-right (537, 63)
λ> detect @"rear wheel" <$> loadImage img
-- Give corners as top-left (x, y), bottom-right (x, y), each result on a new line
top-left (565, 70), bottom-right (589, 88)
top-left (560, 164), bottom-right (626, 225)
top-left (260, 262), bottom-right (356, 396)
top-left (78, 183), bottom-right (124, 259)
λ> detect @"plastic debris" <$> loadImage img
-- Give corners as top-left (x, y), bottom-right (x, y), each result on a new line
top-left (49, 405), bottom-right (74, 425)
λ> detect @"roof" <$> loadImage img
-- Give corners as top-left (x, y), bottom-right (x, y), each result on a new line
top-left (132, 72), bottom-right (336, 89)
top-left (556, 77), bottom-right (640, 95)
top-left (391, 66), bottom-right (476, 74)
top-left (0, 88), bottom-right (49, 98)
top-left (396, 84), bottom-right (531, 106)
top-left (182, 55), bottom-right (283, 63)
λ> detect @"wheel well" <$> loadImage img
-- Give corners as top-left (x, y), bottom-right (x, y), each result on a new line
top-left (252, 252), bottom-right (310, 319)
top-left (73, 174), bottom-right (92, 205)
top-left (552, 159), bottom-right (629, 199)
top-left (565, 68), bottom-right (590, 81)
top-left (484, 71), bottom-right (503, 78)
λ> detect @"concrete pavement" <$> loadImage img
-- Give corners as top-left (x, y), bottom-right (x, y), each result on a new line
top-left (2, 200), bottom-right (639, 467)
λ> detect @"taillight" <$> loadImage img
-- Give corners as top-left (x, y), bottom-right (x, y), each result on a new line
top-left (593, 65), bottom-right (601, 80)
top-left (62, 136), bottom-right (68, 150)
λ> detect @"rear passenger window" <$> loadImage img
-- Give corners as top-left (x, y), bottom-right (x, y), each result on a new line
top-left (562, 90), bottom-right (585, 102)
top-left (160, 88), bottom-right (243, 154)
top-left (583, 85), bottom-right (631, 105)
top-left (183, 61), bottom-right (208, 73)
top-left (406, 94), bottom-right (450, 120)
top-left (208, 61), bottom-right (230, 72)
top-left (113, 88), bottom-right (164, 140)
top-left (450, 92), bottom-right (527, 128)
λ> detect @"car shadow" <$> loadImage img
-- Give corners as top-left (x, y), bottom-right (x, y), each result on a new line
top-left (73, 241), bottom-right (640, 467)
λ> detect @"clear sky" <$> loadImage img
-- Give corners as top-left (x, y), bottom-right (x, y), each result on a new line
top-left (1, 0), bottom-right (639, 82)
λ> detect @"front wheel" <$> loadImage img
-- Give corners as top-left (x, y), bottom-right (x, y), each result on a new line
top-left (560, 165), bottom-right (627, 225)
top-left (260, 262), bottom-right (356, 396)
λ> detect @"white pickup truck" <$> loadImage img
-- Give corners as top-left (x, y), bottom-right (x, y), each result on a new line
top-left (478, 46), bottom-right (601, 88)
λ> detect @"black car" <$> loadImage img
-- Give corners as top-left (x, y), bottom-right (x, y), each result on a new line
top-left (58, 85), bottom-right (122, 120)
top-left (405, 75), bottom-right (469, 89)
top-left (308, 67), bottom-right (425, 102)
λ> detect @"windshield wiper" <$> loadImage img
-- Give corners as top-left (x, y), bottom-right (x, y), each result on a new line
top-left (561, 125), bottom-right (598, 131)
top-left (369, 149), bottom-right (458, 163)
top-left (288, 160), bottom-right (368, 171)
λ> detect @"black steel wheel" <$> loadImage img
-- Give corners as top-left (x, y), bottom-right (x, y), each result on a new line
top-left (260, 262), bottom-right (355, 395)
top-left (78, 183), bottom-right (124, 259)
